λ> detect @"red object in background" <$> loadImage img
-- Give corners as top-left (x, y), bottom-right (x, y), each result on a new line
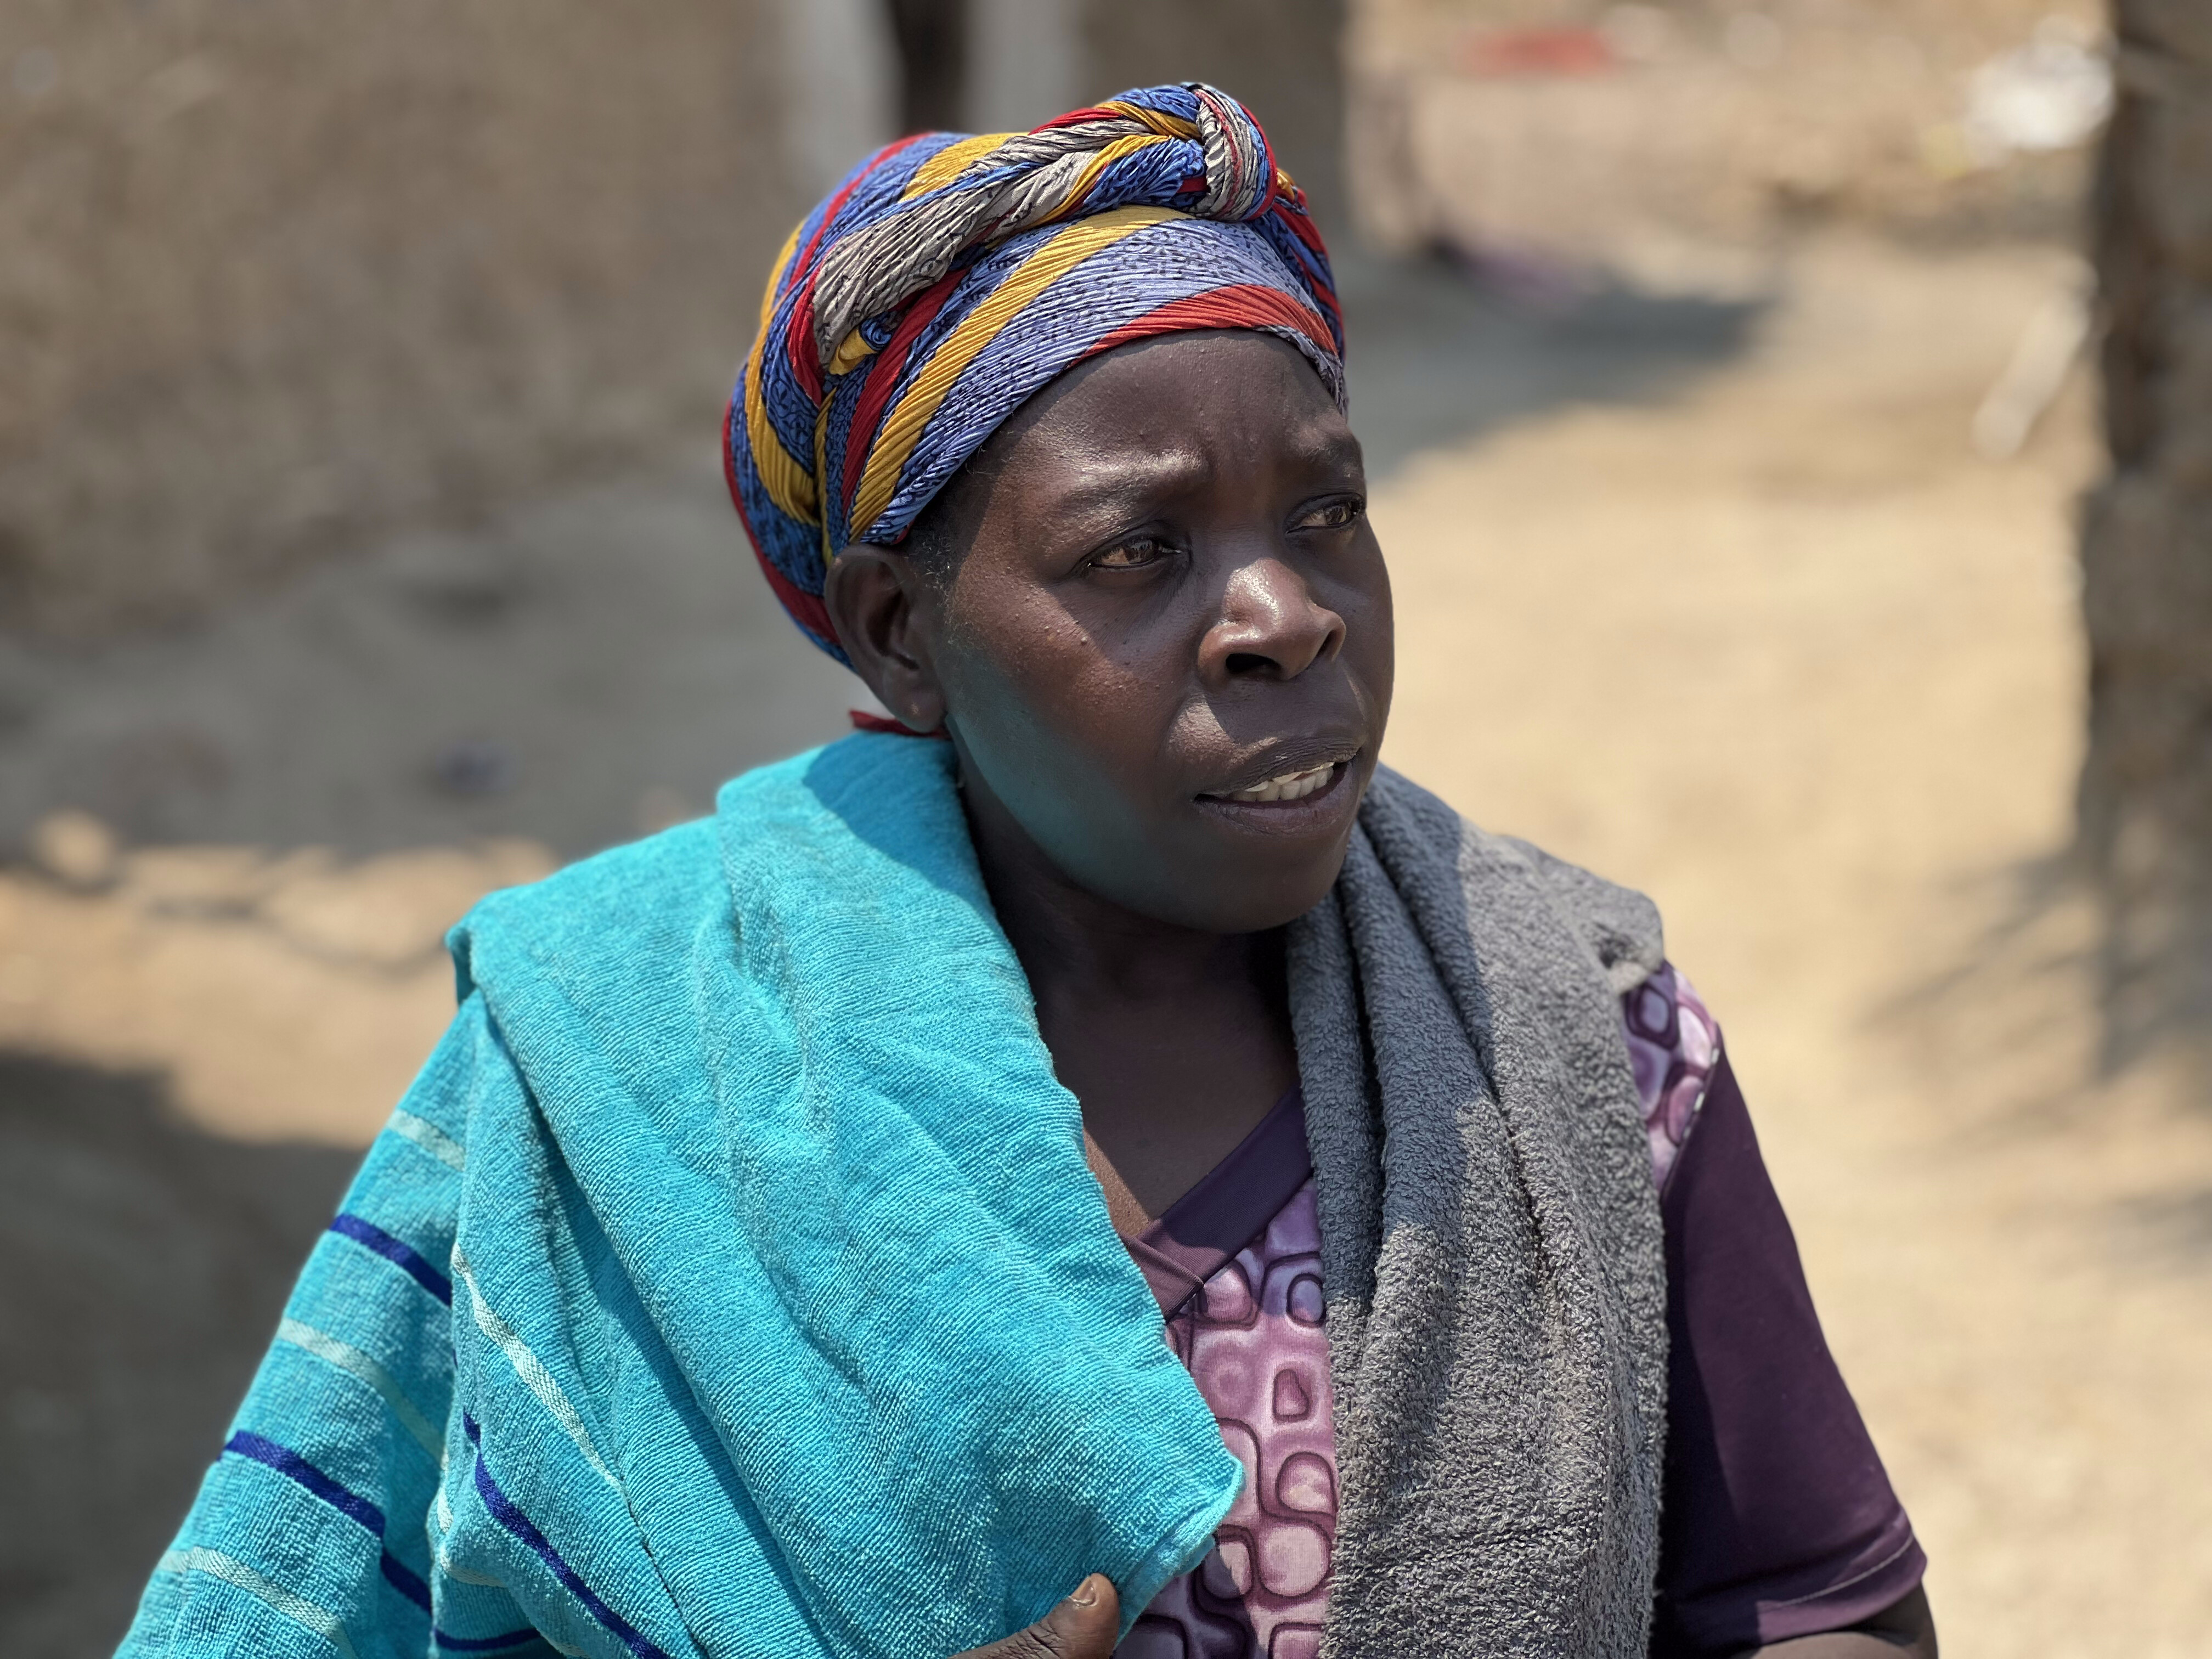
top-left (1459, 26), bottom-right (1617, 77)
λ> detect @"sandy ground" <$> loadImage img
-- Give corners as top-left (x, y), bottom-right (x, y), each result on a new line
top-left (3, 230), bottom-right (2208, 1655)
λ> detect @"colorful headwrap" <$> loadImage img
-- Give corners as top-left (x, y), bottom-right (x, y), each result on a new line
top-left (725, 82), bottom-right (1345, 661)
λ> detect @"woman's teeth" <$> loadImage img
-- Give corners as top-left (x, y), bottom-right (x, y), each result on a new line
top-left (1221, 763), bottom-right (1336, 804)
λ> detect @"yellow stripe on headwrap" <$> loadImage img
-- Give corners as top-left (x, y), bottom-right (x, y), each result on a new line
top-left (845, 205), bottom-right (1180, 541)
top-left (827, 328), bottom-right (878, 378)
top-left (905, 131), bottom-right (1023, 199)
top-left (1035, 133), bottom-right (1178, 226)
top-left (760, 219), bottom-right (804, 331)
top-left (744, 222), bottom-right (822, 527)
top-left (1098, 100), bottom-right (1199, 140)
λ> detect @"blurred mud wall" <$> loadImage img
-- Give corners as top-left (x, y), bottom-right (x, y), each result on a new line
top-left (1, 0), bottom-right (1340, 642)
top-left (949, 0), bottom-right (1346, 230)
top-left (0, 2), bottom-right (831, 637)
top-left (1077, 0), bottom-right (1347, 230)
top-left (2084, 0), bottom-right (2212, 1067)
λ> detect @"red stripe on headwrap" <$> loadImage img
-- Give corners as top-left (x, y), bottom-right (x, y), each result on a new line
top-left (752, 529), bottom-right (839, 650)
top-left (1270, 210), bottom-right (1343, 344)
top-left (724, 399), bottom-right (840, 651)
top-left (839, 268), bottom-right (968, 516)
top-left (1084, 284), bottom-right (1338, 365)
top-left (787, 273), bottom-right (828, 405)
top-left (1037, 104), bottom-right (1128, 132)
top-left (847, 709), bottom-right (951, 738)
top-left (783, 134), bottom-right (932, 404)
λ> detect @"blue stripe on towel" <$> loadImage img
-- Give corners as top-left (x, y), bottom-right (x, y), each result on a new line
top-left (381, 1537), bottom-right (543, 1651)
top-left (380, 1551), bottom-right (433, 1613)
top-left (222, 1431), bottom-right (471, 1634)
top-left (224, 1431), bottom-right (385, 1533)
top-left (329, 1213), bottom-right (454, 1305)
top-left (462, 1414), bottom-right (672, 1659)
top-left (434, 1628), bottom-right (546, 1653)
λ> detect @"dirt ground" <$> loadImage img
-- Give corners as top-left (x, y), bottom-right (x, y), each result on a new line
top-left (4, 228), bottom-right (2209, 1655)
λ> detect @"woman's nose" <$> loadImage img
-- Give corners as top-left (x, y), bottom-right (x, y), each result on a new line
top-left (1201, 555), bottom-right (1346, 682)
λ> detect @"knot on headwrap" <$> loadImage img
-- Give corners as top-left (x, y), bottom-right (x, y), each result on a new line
top-left (725, 82), bottom-right (1344, 661)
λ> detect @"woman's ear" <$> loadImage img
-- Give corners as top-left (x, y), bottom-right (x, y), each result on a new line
top-left (822, 549), bottom-right (949, 735)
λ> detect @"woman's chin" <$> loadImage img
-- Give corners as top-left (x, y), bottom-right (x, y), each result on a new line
top-left (1138, 761), bottom-right (1368, 932)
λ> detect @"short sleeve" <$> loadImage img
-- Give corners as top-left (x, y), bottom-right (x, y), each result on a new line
top-left (1650, 1053), bottom-right (1927, 1654)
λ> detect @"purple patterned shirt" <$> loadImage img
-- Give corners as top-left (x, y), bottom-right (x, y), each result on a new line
top-left (1113, 966), bottom-right (1923, 1658)
top-left (1122, 1175), bottom-right (1333, 1659)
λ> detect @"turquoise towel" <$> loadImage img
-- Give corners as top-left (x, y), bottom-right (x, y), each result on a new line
top-left (120, 732), bottom-right (1242, 1659)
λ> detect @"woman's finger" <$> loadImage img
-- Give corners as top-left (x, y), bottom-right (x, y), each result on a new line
top-left (950, 1574), bottom-right (1120, 1658)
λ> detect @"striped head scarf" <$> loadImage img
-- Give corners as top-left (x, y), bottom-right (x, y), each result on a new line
top-left (725, 82), bottom-right (1345, 662)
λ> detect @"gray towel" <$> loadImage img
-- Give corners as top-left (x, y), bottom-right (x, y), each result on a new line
top-left (1287, 766), bottom-right (1670, 1657)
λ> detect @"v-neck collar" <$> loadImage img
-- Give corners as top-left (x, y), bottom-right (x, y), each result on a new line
top-left (1119, 1086), bottom-right (1313, 1320)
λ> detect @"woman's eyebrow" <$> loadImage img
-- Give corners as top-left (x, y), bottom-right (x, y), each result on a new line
top-left (1043, 450), bottom-right (1213, 519)
top-left (1291, 425), bottom-right (1365, 475)
top-left (1042, 425), bottom-right (1361, 521)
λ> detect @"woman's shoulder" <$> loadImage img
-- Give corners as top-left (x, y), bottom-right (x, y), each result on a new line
top-left (1363, 764), bottom-right (1667, 997)
top-left (1620, 963), bottom-right (1722, 1191)
top-left (447, 733), bottom-right (963, 1004)
top-left (458, 813), bottom-right (727, 951)
top-left (445, 811), bottom-right (741, 1031)
top-left (452, 739), bottom-right (870, 962)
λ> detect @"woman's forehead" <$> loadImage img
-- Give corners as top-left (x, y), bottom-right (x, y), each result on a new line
top-left (919, 332), bottom-right (1355, 544)
top-left (998, 332), bottom-right (1349, 463)
top-left (1022, 426), bottom-right (1363, 522)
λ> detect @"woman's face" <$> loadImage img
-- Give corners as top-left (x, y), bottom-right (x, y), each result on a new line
top-left (830, 330), bottom-right (1393, 935)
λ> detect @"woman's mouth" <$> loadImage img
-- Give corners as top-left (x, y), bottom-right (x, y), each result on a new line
top-left (1211, 761), bottom-right (1340, 804)
top-left (1194, 751), bottom-right (1362, 835)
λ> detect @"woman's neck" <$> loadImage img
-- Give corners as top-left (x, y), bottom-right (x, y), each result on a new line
top-left (957, 753), bottom-right (1265, 1005)
top-left (957, 757), bottom-right (1299, 1227)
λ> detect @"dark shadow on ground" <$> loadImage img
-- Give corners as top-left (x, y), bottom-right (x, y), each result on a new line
top-left (1336, 252), bottom-right (1767, 478)
top-left (0, 1052), bottom-right (359, 1659)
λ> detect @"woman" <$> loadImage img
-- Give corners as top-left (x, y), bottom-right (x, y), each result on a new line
top-left (122, 86), bottom-right (1935, 1659)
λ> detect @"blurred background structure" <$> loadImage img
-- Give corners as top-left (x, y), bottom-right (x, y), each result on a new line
top-left (2083, 0), bottom-right (2212, 1070)
top-left (3, 2), bottom-right (2209, 1655)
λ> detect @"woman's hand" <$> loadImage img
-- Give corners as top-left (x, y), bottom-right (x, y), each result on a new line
top-left (949, 1575), bottom-right (1120, 1658)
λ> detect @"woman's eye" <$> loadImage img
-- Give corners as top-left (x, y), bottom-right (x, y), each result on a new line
top-left (1298, 499), bottom-right (1363, 532)
top-left (1094, 537), bottom-right (1168, 569)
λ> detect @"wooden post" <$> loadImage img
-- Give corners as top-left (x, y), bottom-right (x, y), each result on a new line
top-left (885, 0), bottom-right (970, 134)
top-left (2081, 2), bottom-right (2212, 1066)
